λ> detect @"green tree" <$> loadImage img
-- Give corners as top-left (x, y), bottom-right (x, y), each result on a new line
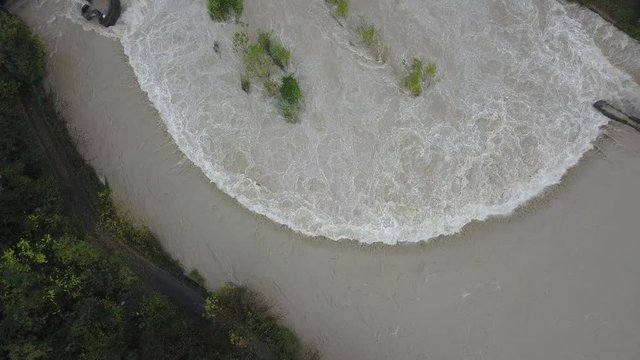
top-left (208, 0), bottom-right (244, 21)
top-left (0, 11), bottom-right (46, 87)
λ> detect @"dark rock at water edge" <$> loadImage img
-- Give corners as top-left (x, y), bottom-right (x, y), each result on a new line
top-left (594, 100), bottom-right (640, 131)
top-left (81, 0), bottom-right (121, 27)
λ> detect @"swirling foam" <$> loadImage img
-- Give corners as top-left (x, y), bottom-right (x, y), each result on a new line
top-left (61, 0), bottom-right (640, 243)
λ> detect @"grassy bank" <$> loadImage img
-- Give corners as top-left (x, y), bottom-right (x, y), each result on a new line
top-left (570, 0), bottom-right (640, 40)
top-left (1, 11), bottom-right (313, 359)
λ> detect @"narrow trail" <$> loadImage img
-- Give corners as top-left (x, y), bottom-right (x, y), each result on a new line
top-left (18, 87), bottom-right (277, 359)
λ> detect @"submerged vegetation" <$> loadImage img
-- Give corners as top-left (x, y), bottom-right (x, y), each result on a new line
top-left (244, 41), bottom-right (274, 80)
top-left (401, 58), bottom-right (437, 96)
top-left (233, 28), bottom-right (304, 122)
top-left (258, 31), bottom-right (291, 69)
top-left (325, 0), bottom-right (349, 18)
top-left (357, 20), bottom-right (388, 63)
top-left (208, 0), bottom-right (244, 22)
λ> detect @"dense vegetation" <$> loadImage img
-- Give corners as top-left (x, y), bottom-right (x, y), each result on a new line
top-left (1, 11), bottom-right (312, 359)
top-left (234, 28), bottom-right (304, 122)
top-left (208, 0), bottom-right (243, 22)
top-left (97, 189), bottom-right (184, 275)
top-left (569, 0), bottom-right (640, 40)
top-left (279, 75), bottom-right (303, 122)
top-left (205, 284), bottom-right (319, 360)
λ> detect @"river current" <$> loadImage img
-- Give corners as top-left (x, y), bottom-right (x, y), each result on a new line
top-left (62, 0), bottom-right (640, 243)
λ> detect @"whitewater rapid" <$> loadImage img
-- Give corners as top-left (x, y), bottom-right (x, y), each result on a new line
top-left (61, 0), bottom-right (640, 244)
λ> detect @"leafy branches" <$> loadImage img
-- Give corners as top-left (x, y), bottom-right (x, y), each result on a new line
top-left (357, 20), bottom-right (388, 63)
top-left (232, 29), bottom-right (304, 122)
top-left (401, 58), bottom-right (437, 96)
top-left (325, 0), bottom-right (349, 18)
top-left (208, 0), bottom-right (243, 22)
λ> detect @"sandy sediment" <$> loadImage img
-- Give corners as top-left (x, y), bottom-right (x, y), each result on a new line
top-left (16, 2), bottom-right (640, 359)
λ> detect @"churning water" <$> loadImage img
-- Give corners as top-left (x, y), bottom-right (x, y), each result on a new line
top-left (62, 0), bottom-right (640, 243)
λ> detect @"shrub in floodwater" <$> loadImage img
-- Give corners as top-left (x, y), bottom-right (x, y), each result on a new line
top-left (234, 29), bottom-right (302, 122)
top-left (424, 61), bottom-right (437, 81)
top-left (325, 0), bottom-right (349, 18)
top-left (233, 29), bottom-right (249, 53)
top-left (257, 31), bottom-right (291, 69)
top-left (336, 0), bottom-right (349, 18)
top-left (401, 58), bottom-right (437, 96)
top-left (269, 41), bottom-right (291, 69)
top-left (263, 78), bottom-right (281, 98)
top-left (244, 42), bottom-right (273, 80)
top-left (258, 31), bottom-right (272, 51)
top-left (357, 20), bottom-right (387, 62)
top-left (208, 0), bottom-right (243, 21)
top-left (240, 75), bottom-right (251, 93)
top-left (279, 74), bottom-right (303, 122)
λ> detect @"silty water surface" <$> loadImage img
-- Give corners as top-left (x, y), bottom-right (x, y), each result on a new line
top-left (62, 0), bottom-right (640, 243)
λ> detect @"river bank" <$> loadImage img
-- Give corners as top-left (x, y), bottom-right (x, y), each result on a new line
top-left (16, 1), bottom-right (640, 359)
top-left (569, 0), bottom-right (640, 40)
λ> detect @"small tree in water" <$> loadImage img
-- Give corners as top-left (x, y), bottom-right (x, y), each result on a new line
top-left (357, 20), bottom-right (388, 62)
top-left (208, 0), bottom-right (243, 21)
top-left (401, 58), bottom-right (436, 96)
top-left (279, 74), bottom-right (303, 122)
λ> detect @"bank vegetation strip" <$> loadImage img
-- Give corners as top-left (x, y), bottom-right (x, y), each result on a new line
top-left (1, 10), bottom-right (316, 360)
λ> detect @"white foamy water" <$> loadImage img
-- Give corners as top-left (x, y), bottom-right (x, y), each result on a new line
top-left (59, 0), bottom-right (640, 243)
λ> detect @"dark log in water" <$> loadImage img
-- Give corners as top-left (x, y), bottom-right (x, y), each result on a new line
top-left (594, 100), bottom-right (640, 132)
top-left (81, 0), bottom-right (121, 27)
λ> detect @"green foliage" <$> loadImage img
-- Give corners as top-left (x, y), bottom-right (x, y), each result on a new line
top-left (244, 42), bottom-right (273, 80)
top-left (97, 189), bottom-right (183, 275)
top-left (256, 31), bottom-right (291, 69)
top-left (358, 21), bottom-right (378, 47)
top-left (263, 78), bottom-right (281, 98)
top-left (280, 75), bottom-right (302, 107)
top-left (357, 20), bottom-right (387, 62)
top-left (208, 0), bottom-right (244, 22)
top-left (236, 29), bottom-right (301, 121)
top-left (336, 0), bottom-right (349, 18)
top-left (241, 75), bottom-right (251, 93)
top-left (325, 0), bottom-right (349, 18)
top-left (401, 58), bottom-right (436, 96)
top-left (232, 29), bottom-right (249, 53)
top-left (188, 269), bottom-right (206, 286)
top-left (258, 31), bottom-right (272, 50)
top-left (206, 284), bottom-right (317, 360)
top-left (0, 12), bottom-right (47, 88)
top-left (0, 235), bottom-right (238, 360)
top-left (569, 0), bottom-right (640, 40)
top-left (269, 40), bottom-right (291, 69)
top-left (0, 12), bottom-right (310, 360)
top-left (279, 74), bottom-right (303, 122)
top-left (1, 235), bottom-right (138, 359)
top-left (0, 15), bottom-right (66, 248)
top-left (424, 61), bottom-right (437, 80)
